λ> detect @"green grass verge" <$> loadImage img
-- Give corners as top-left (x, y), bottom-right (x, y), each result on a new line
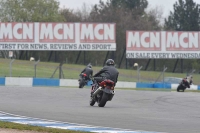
top-left (0, 121), bottom-right (89, 133)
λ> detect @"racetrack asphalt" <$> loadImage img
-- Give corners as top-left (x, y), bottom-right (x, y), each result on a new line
top-left (0, 86), bottom-right (199, 133)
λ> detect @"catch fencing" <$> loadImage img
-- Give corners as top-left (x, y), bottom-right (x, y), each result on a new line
top-left (0, 58), bottom-right (199, 85)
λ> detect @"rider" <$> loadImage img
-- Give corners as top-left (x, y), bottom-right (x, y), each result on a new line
top-left (187, 75), bottom-right (193, 85)
top-left (182, 75), bottom-right (193, 88)
top-left (80, 63), bottom-right (93, 81)
top-left (92, 59), bottom-right (119, 92)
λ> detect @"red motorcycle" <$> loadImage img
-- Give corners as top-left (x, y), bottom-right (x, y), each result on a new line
top-left (90, 77), bottom-right (115, 107)
top-left (78, 73), bottom-right (88, 88)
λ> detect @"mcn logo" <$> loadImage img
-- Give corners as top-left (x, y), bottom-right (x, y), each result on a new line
top-left (0, 23), bottom-right (34, 42)
top-left (39, 23), bottom-right (75, 43)
top-left (166, 32), bottom-right (199, 51)
top-left (80, 23), bottom-right (115, 43)
top-left (126, 31), bottom-right (200, 51)
top-left (126, 31), bottom-right (161, 51)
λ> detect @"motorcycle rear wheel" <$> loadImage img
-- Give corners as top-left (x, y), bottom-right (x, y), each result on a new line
top-left (98, 92), bottom-right (109, 107)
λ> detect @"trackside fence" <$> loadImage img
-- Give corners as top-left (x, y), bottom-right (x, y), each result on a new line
top-left (0, 58), bottom-right (199, 86)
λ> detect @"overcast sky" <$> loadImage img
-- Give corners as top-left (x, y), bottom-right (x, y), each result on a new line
top-left (59, 0), bottom-right (200, 17)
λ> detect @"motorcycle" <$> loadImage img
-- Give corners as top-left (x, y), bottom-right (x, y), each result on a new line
top-left (90, 77), bottom-right (115, 107)
top-left (177, 78), bottom-right (190, 92)
top-left (78, 73), bottom-right (88, 88)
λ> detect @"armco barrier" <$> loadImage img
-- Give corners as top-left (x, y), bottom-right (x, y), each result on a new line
top-left (136, 82), bottom-right (171, 89)
top-left (60, 79), bottom-right (92, 87)
top-left (153, 83), bottom-right (171, 89)
top-left (6, 77), bottom-right (32, 86)
top-left (0, 77), bottom-right (5, 86)
top-left (171, 84), bottom-right (179, 89)
top-left (0, 77), bottom-right (200, 90)
top-left (136, 82), bottom-right (153, 88)
top-left (60, 79), bottom-right (78, 87)
top-left (115, 81), bottom-right (136, 88)
top-left (33, 78), bottom-right (59, 86)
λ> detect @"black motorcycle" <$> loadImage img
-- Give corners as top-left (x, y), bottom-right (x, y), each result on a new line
top-left (177, 79), bottom-right (190, 92)
top-left (78, 73), bottom-right (88, 88)
top-left (90, 77), bottom-right (115, 107)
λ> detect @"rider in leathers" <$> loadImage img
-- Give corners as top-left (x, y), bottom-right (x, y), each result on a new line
top-left (181, 75), bottom-right (193, 89)
top-left (80, 64), bottom-right (93, 81)
top-left (92, 59), bottom-right (119, 93)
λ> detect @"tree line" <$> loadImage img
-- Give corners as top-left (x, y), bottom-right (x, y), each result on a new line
top-left (0, 0), bottom-right (200, 73)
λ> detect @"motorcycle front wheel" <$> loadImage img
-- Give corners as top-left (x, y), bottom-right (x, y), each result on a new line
top-left (79, 79), bottom-right (84, 88)
top-left (90, 97), bottom-right (95, 106)
top-left (177, 85), bottom-right (186, 92)
top-left (177, 85), bottom-right (181, 92)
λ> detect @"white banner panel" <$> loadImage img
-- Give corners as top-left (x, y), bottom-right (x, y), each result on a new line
top-left (0, 23), bottom-right (116, 51)
top-left (126, 31), bottom-right (200, 59)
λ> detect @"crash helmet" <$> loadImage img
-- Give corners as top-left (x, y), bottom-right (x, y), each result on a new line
top-left (186, 75), bottom-right (192, 82)
top-left (87, 64), bottom-right (92, 68)
top-left (106, 59), bottom-right (115, 66)
top-left (189, 75), bottom-right (193, 81)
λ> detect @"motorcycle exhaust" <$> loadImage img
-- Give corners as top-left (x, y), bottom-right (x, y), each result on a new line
top-left (111, 90), bottom-right (115, 95)
top-left (93, 87), bottom-right (102, 97)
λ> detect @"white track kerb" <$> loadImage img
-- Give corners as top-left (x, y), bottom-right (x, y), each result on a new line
top-left (0, 111), bottom-right (165, 133)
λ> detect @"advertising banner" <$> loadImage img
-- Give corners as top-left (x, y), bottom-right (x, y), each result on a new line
top-left (126, 31), bottom-right (200, 59)
top-left (0, 23), bottom-right (116, 51)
